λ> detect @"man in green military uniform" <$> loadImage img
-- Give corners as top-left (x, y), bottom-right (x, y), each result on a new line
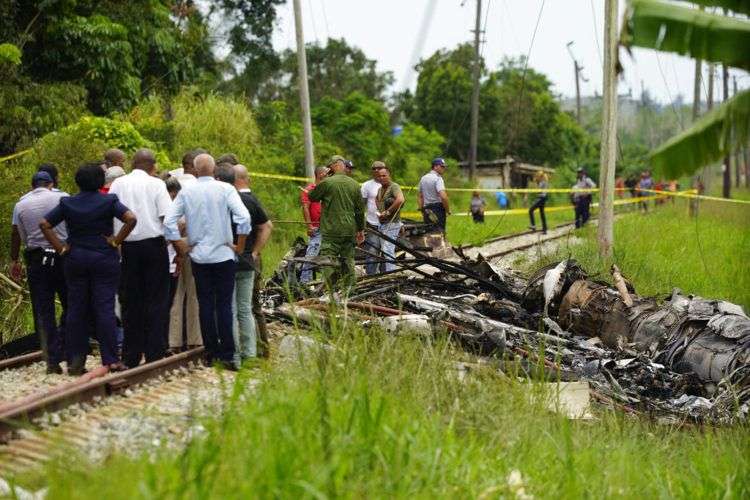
top-left (308, 155), bottom-right (365, 295)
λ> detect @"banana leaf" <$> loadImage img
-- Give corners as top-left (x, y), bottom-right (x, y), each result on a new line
top-left (683, 0), bottom-right (750, 16)
top-left (622, 0), bottom-right (750, 71)
top-left (649, 89), bottom-right (750, 177)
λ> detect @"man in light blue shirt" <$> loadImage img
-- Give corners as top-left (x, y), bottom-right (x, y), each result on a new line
top-left (164, 153), bottom-right (251, 369)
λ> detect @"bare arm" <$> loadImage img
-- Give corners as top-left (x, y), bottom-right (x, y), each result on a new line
top-left (439, 190), bottom-right (450, 213)
top-left (417, 191), bottom-right (424, 210)
top-left (384, 191), bottom-right (405, 216)
top-left (108, 211), bottom-right (137, 247)
top-left (251, 221), bottom-right (273, 257)
top-left (10, 225), bottom-right (23, 282)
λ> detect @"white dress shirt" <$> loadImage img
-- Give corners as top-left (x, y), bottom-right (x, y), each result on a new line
top-left (109, 169), bottom-right (172, 241)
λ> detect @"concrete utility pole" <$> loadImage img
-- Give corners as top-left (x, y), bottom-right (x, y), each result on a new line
top-left (566, 42), bottom-right (583, 125)
top-left (689, 54), bottom-right (702, 217)
top-left (597, 0), bottom-right (618, 259)
top-left (468, 0), bottom-right (482, 182)
top-left (722, 63), bottom-right (731, 198)
top-left (293, 0), bottom-right (315, 178)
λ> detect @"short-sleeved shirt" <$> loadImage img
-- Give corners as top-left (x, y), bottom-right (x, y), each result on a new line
top-left (13, 187), bottom-right (69, 249)
top-left (638, 177), bottom-right (653, 191)
top-left (308, 173), bottom-right (364, 241)
top-left (418, 170), bottom-right (445, 206)
top-left (361, 179), bottom-right (382, 226)
top-left (235, 189), bottom-right (270, 272)
top-left (470, 196), bottom-right (486, 214)
top-left (45, 192), bottom-right (129, 253)
top-left (376, 182), bottom-right (403, 223)
top-left (108, 169), bottom-right (172, 241)
top-left (300, 182), bottom-right (321, 228)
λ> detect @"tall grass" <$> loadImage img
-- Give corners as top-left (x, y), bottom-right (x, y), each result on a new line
top-left (37, 327), bottom-right (750, 498)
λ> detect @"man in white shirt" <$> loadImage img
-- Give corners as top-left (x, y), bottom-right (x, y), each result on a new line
top-left (361, 161), bottom-right (385, 275)
top-left (109, 148), bottom-right (173, 368)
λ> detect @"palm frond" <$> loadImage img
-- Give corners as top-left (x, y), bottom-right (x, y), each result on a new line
top-left (622, 0), bottom-right (750, 71)
top-left (685, 0), bottom-right (750, 16)
top-left (649, 89), bottom-right (750, 178)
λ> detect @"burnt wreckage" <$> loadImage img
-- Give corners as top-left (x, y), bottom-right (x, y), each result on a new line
top-left (266, 225), bottom-right (750, 423)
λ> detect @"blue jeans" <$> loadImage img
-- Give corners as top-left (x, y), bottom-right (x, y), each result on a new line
top-left (191, 259), bottom-right (236, 364)
top-left (379, 222), bottom-right (402, 272)
top-left (232, 269), bottom-right (257, 361)
top-left (300, 228), bottom-right (321, 283)
top-left (364, 223), bottom-right (381, 275)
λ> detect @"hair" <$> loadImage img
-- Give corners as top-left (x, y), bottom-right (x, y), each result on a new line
top-left (215, 163), bottom-right (236, 184)
top-left (182, 148), bottom-right (208, 168)
top-left (105, 166), bottom-right (126, 185)
top-left (37, 163), bottom-right (59, 185)
top-left (534, 171), bottom-right (549, 183)
top-left (75, 162), bottom-right (106, 191)
top-left (104, 148), bottom-right (125, 167)
top-left (165, 176), bottom-right (182, 194)
top-left (216, 153), bottom-right (239, 166)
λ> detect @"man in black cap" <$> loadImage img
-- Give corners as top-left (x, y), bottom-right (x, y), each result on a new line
top-left (10, 171), bottom-right (70, 373)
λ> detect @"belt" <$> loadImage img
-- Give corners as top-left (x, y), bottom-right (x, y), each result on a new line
top-left (123, 236), bottom-right (165, 245)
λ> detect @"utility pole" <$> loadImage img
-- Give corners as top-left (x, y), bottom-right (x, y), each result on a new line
top-left (468, 0), bottom-right (482, 182)
top-left (722, 63), bottom-right (730, 198)
top-left (689, 54), bottom-right (702, 217)
top-left (566, 41), bottom-right (583, 125)
top-left (703, 63), bottom-right (715, 191)
top-left (293, 0), bottom-right (315, 178)
top-left (597, 0), bottom-right (618, 259)
top-left (733, 75), bottom-right (741, 188)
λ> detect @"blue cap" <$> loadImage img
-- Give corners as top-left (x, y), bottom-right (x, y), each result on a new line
top-left (432, 157), bottom-right (446, 167)
top-left (32, 171), bottom-right (53, 186)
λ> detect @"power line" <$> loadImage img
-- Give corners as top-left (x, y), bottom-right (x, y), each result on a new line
top-left (306, 0), bottom-right (319, 42)
top-left (318, 0), bottom-right (330, 39)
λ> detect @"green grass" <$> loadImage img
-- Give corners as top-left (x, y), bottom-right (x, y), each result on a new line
top-left (7, 188), bottom-right (750, 499)
top-left (32, 330), bottom-right (750, 499)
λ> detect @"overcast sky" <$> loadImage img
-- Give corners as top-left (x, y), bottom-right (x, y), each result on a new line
top-left (270, 0), bottom-right (748, 104)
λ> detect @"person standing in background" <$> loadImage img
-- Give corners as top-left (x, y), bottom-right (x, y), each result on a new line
top-left (167, 150), bottom-right (204, 352)
top-left (529, 171), bottom-right (549, 234)
top-left (300, 166), bottom-right (328, 284)
top-left (418, 158), bottom-right (450, 233)
top-left (469, 191), bottom-right (486, 223)
top-left (40, 162), bottom-right (137, 375)
top-left (572, 169), bottom-right (596, 228)
top-left (164, 154), bottom-right (250, 370)
top-left (362, 161), bottom-right (386, 275)
top-left (307, 155), bottom-right (365, 296)
top-left (104, 149), bottom-right (126, 170)
top-left (229, 164), bottom-right (273, 360)
top-left (375, 166), bottom-right (404, 272)
top-left (10, 172), bottom-right (69, 373)
top-left (108, 149), bottom-right (172, 368)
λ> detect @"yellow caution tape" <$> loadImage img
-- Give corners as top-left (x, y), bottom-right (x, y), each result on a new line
top-left (0, 149), bottom-right (31, 163)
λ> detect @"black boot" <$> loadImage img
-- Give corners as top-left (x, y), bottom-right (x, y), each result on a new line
top-left (67, 356), bottom-right (87, 376)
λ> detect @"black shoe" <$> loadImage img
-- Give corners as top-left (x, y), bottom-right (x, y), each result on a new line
top-left (67, 356), bottom-right (87, 376)
top-left (216, 360), bottom-right (239, 372)
top-left (46, 363), bottom-right (63, 375)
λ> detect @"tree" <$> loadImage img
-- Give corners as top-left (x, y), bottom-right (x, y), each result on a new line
top-left (4, 0), bottom-right (217, 115)
top-left (259, 38), bottom-right (395, 105)
top-left (621, 0), bottom-right (750, 180)
top-left (311, 92), bottom-right (393, 172)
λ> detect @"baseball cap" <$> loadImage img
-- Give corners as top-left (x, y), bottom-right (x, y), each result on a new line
top-left (31, 171), bottom-right (53, 186)
top-left (371, 161), bottom-right (385, 169)
top-left (344, 159), bottom-right (354, 169)
top-left (432, 157), bottom-right (446, 167)
top-left (327, 155), bottom-right (346, 167)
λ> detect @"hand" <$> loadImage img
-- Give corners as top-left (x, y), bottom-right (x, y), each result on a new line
top-left (251, 251), bottom-right (261, 270)
top-left (174, 239), bottom-right (191, 257)
top-left (105, 236), bottom-right (120, 249)
top-left (9, 261), bottom-right (23, 283)
top-left (173, 254), bottom-right (183, 277)
top-left (307, 225), bottom-right (316, 237)
top-left (59, 244), bottom-right (70, 256)
top-left (356, 231), bottom-right (365, 245)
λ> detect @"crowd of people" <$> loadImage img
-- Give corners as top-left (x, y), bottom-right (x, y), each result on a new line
top-left (10, 151), bottom-right (452, 374)
top-left (11, 149), bottom-right (273, 374)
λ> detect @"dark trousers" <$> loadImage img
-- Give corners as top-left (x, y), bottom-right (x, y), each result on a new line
top-left (64, 247), bottom-right (120, 365)
top-left (25, 249), bottom-right (67, 365)
top-left (575, 197), bottom-right (592, 228)
top-left (423, 203), bottom-right (447, 232)
top-left (529, 196), bottom-right (548, 232)
top-left (120, 237), bottom-right (170, 367)
top-left (192, 259), bottom-right (236, 363)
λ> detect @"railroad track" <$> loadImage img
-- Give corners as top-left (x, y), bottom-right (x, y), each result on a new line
top-left (0, 347), bottom-right (227, 477)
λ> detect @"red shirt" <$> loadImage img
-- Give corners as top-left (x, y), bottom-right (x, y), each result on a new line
top-left (99, 186), bottom-right (110, 194)
top-left (300, 182), bottom-right (321, 228)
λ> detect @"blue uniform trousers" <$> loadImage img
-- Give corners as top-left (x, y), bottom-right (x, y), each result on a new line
top-left (192, 259), bottom-right (236, 364)
top-left (25, 249), bottom-right (67, 365)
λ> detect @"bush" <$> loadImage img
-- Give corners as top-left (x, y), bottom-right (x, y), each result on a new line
top-left (118, 94), bottom-right (176, 153)
top-left (386, 122), bottom-right (445, 186)
top-left (170, 89), bottom-right (261, 166)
